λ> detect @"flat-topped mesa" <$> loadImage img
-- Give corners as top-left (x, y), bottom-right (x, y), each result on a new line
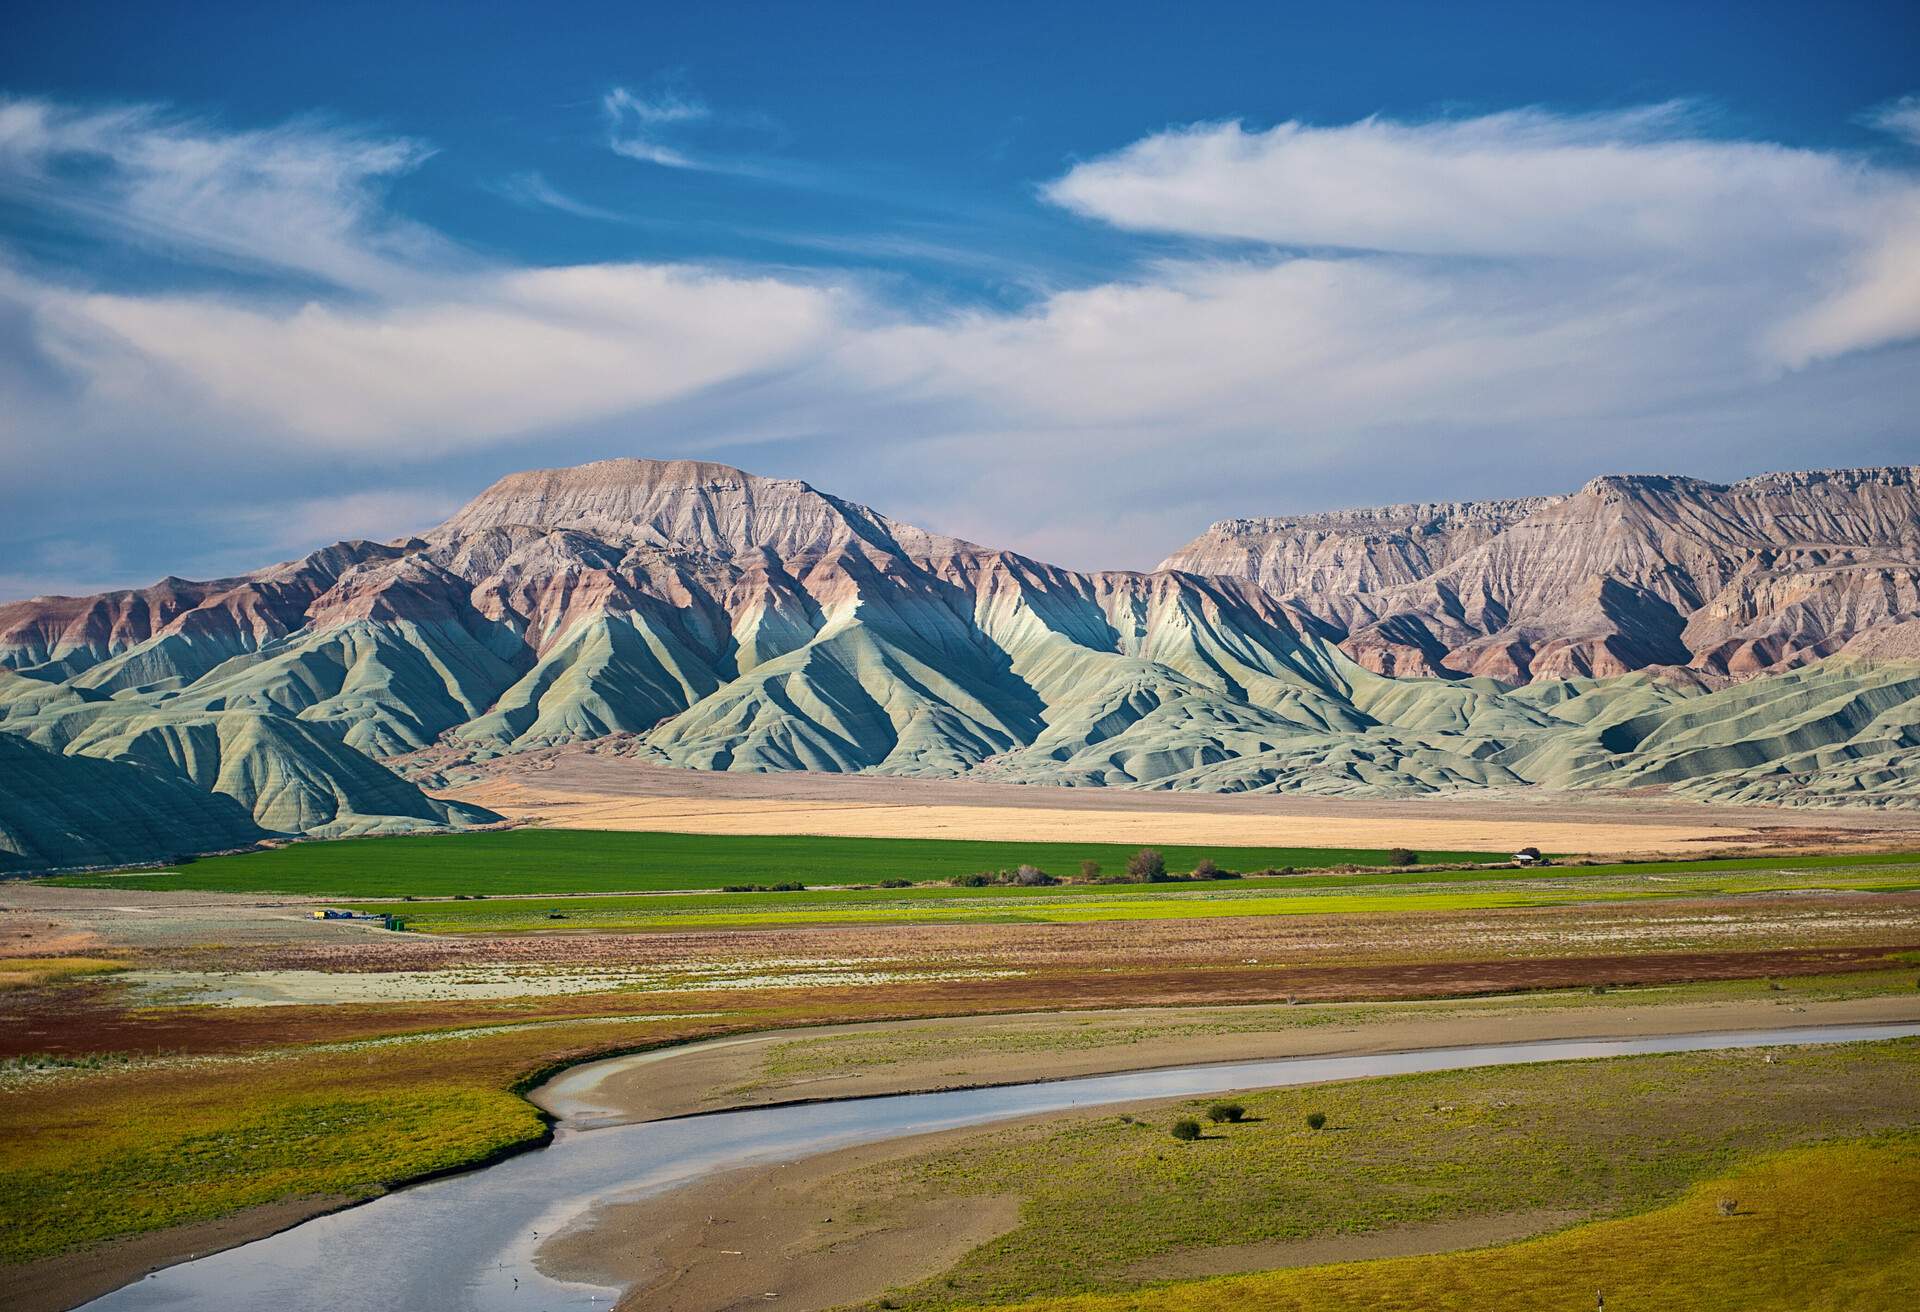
top-left (1159, 497), bottom-right (1554, 598)
top-left (430, 457), bottom-right (982, 563)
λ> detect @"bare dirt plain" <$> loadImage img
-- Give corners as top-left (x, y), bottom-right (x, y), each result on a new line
top-left (434, 744), bottom-right (1920, 855)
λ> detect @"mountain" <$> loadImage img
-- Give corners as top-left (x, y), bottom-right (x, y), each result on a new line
top-left (1160, 468), bottom-right (1920, 682)
top-left (4, 458), bottom-right (1920, 871)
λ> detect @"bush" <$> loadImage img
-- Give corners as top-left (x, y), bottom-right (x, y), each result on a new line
top-left (1305, 1111), bottom-right (1327, 1130)
top-left (1013, 864), bottom-right (1058, 886)
top-left (1205, 1102), bottom-right (1246, 1124)
top-left (1127, 848), bottom-right (1169, 883)
top-left (1170, 1118), bottom-right (1202, 1141)
top-left (1192, 858), bottom-right (1221, 880)
top-left (956, 872), bottom-right (993, 887)
top-left (1079, 859), bottom-right (1102, 881)
top-left (1387, 847), bottom-right (1419, 867)
top-left (879, 878), bottom-right (912, 888)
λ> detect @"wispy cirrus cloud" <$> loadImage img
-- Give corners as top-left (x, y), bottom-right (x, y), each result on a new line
top-left (602, 84), bottom-right (714, 169)
top-left (1868, 95), bottom-right (1920, 148)
top-left (0, 96), bottom-right (455, 292)
top-left (490, 170), bottom-right (630, 223)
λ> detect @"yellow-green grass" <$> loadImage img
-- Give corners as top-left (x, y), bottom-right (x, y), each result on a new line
top-left (40, 829), bottom-right (1509, 896)
top-left (985, 1137), bottom-right (1920, 1311)
top-left (0, 957), bottom-right (124, 989)
top-left (846, 1039), bottom-right (1920, 1308)
top-left (352, 865), bottom-right (1920, 933)
top-left (0, 1011), bottom-right (745, 1266)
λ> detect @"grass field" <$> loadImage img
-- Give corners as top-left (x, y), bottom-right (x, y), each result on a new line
top-left (985, 1136), bottom-right (1920, 1312)
top-left (337, 859), bottom-right (1920, 933)
top-left (842, 1038), bottom-right (1920, 1309)
top-left (42, 829), bottom-right (1513, 896)
top-left (41, 829), bottom-right (1920, 910)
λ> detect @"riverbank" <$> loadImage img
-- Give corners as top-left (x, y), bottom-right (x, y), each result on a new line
top-left (531, 987), bottom-right (1920, 1124)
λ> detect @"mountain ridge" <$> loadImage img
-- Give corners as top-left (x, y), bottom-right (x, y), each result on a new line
top-left (5, 457), bottom-right (1920, 871)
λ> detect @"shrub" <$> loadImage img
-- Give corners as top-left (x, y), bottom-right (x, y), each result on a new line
top-left (1127, 848), bottom-right (1169, 883)
top-left (1013, 864), bottom-right (1058, 886)
top-left (1717, 1197), bottom-right (1739, 1217)
top-left (879, 878), bottom-right (912, 888)
top-left (1192, 858), bottom-right (1220, 880)
top-left (1079, 859), bottom-right (1102, 881)
top-left (1170, 1118), bottom-right (1202, 1141)
top-left (957, 872), bottom-right (993, 887)
top-left (1305, 1111), bottom-right (1327, 1130)
top-left (1205, 1102), bottom-right (1246, 1124)
top-left (1387, 847), bottom-right (1419, 867)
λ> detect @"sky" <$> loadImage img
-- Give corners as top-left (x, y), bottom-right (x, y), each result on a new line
top-left (2, 0), bottom-right (1918, 600)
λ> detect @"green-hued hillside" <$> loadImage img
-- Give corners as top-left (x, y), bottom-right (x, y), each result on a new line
top-left (0, 732), bottom-right (265, 873)
top-left (5, 459), bottom-right (1920, 874)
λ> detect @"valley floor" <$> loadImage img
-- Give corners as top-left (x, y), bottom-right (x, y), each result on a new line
top-left (5, 822), bottom-right (1920, 1310)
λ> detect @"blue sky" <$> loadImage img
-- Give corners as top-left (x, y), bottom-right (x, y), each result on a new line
top-left (2, 0), bottom-right (1918, 597)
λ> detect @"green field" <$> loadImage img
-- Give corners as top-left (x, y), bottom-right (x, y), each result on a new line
top-left (43, 829), bottom-right (1511, 896)
top-left (46, 827), bottom-right (1920, 902)
top-left (344, 859), bottom-right (1920, 932)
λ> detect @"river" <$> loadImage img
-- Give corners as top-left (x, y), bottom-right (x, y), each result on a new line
top-left (80, 1021), bottom-right (1920, 1311)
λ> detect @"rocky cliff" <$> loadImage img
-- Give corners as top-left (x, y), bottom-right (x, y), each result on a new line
top-left (1160, 467), bottom-right (1920, 682)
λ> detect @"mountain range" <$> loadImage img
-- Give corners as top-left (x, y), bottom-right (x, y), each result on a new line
top-left (5, 458), bottom-right (1920, 871)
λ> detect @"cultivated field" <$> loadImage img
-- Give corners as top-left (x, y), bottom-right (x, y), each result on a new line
top-left (42, 829), bottom-right (1509, 897)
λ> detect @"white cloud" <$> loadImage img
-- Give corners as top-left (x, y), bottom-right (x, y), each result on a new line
top-left (1042, 105), bottom-right (1920, 366)
top-left (33, 263), bottom-right (847, 446)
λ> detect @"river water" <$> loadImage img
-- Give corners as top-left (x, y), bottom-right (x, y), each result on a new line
top-left (80, 1021), bottom-right (1920, 1311)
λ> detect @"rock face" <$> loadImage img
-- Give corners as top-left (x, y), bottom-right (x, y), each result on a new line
top-left (5, 457), bottom-right (1920, 869)
top-left (1160, 468), bottom-right (1920, 683)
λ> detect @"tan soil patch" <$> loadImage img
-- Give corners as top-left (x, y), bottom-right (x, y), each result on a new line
top-left (452, 782), bottom-right (1751, 857)
top-left (1122, 1207), bottom-right (1590, 1280)
top-left (426, 752), bottom-right (1920, 856)
top-left (539, 1127), bottom-right (1028, 1312)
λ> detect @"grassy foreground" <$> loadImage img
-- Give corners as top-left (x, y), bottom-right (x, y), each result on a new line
top-left (985, 1137), bottom-right (1920, 1312)
top-left (845, 1038), bottom-right (1920, 1308)
top-left (43, 829), bottom-right (1508, 896)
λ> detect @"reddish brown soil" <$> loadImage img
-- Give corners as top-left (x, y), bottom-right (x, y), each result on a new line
top-left (7, 942), bottom-right (1913, 1060)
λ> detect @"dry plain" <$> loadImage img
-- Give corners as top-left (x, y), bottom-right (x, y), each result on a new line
top-left (439, 745), bottom-right (1920, 854)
